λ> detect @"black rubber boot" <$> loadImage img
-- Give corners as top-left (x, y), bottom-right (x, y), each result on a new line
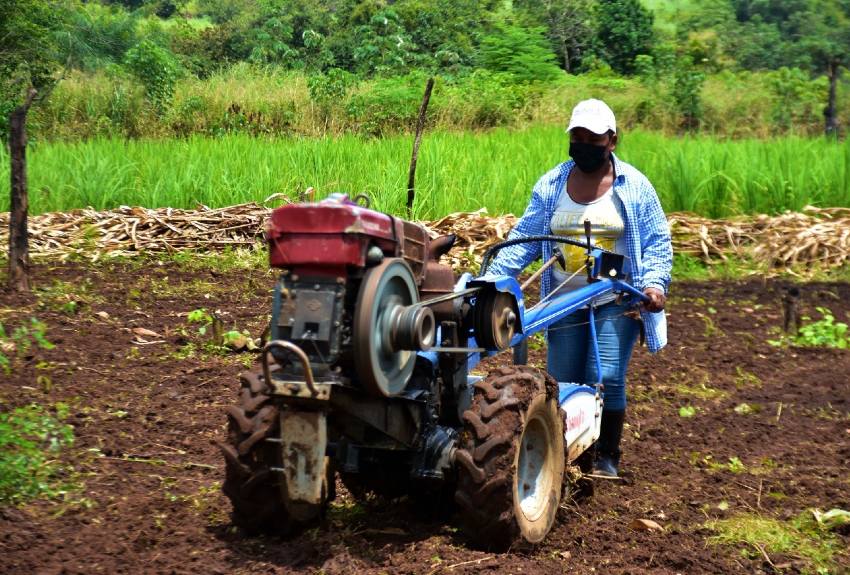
top-left (593, 410), bottom-right (626, 478)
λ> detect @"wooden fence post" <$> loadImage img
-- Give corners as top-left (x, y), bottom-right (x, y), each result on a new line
top-left (8, 87), bottom-right (37, 291)
top-left (406, 77), bottom-right (435, 218)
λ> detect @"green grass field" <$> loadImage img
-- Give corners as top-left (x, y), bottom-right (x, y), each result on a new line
top-left (2, 127), bottom-right (848, 220)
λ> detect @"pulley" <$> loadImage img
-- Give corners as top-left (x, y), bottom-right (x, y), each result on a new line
top-left (473, 290), bottom-right (518, 351)
top-left (353, 258), bottom-right (436, 396)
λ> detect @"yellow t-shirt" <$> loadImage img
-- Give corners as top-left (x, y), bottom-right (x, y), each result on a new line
top-left (550, 187), bottom-right (626, 301)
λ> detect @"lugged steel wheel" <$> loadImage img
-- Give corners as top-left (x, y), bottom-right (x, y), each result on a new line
top-left (219, 364), bottom-right (331, 535)
top-left (454, 365), bottom-right (564, 549)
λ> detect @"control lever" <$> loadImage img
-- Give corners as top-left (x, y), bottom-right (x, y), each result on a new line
top-left (584, 219), bottom-right (593, 282)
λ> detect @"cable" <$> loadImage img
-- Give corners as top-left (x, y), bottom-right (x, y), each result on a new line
top-left (478, 234), bottom-right (607, 276)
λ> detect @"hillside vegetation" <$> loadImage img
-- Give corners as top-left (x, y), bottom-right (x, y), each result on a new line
top-left (2, 0), bottom-right (849, 140)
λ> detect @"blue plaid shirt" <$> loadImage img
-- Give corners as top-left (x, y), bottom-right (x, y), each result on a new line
top-left (489, 153), bottom-right (672, 352)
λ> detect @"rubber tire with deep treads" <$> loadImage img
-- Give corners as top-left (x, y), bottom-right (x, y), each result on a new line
top-left (219, 363), bottom-right (294, 535)
top-left (454, 365), bottom-right (565, 549)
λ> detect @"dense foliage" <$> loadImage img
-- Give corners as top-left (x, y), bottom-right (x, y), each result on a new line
top-left (0, 0), bottom-right (68, 134)
top-left (1, 0), bottom-right (849, 138)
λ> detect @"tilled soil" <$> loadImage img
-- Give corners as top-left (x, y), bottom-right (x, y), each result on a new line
top-left (1, 260), bottom-right (849, 575)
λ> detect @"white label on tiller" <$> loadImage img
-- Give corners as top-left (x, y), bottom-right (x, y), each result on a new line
top-left (560, 392), bottom-right (602, 462)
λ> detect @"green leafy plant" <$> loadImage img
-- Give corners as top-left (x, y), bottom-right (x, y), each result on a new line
top-left (678, 405), bottom-right (697, 418)
top-left (0, 403), bottom-right (76, 505)
top-left (795, 307), bottom-right (849, 348)
top-left (186, 308), bottom-right (213, 335)
top-left (769, 307), bottom-right (849, 349)
top-left (734, 366), bottom-right (762, 389)
top-left (701, 455), bottom-right (747, 474)
top-left (36, 279), bottom-right (99, 314)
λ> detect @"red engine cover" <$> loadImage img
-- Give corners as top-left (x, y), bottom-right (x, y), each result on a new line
top-left (267, 200), bottom-right (403, 277)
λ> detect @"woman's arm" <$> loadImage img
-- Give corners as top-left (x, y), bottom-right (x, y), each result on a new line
top-left (486, 182), bottom-right (547, 277)
top-left (638, 181), bottom-right (673, 294)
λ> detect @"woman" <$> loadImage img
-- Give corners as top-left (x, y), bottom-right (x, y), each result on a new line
top-left (488, 98), bottom-right (672, 478)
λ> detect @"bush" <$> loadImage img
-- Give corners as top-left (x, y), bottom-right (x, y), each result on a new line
top-left (441, 70), bottom-right (537, 128)
top-left (346, 76), bottom-right (423, 136)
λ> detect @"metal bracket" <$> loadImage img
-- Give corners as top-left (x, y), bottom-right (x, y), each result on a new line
top-left (268, 379), bottom-right (332, 400)
top-left (262, 340), bottom-right (319, 396)
top-left (278, 408), bottom-right (329, 521)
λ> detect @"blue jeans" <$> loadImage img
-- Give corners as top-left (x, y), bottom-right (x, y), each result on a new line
top-left (546, 301), bottom-right (641, 411)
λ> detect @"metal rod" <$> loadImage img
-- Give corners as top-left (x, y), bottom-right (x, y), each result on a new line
top-left (429, 346), bottom-right (486, 353)
top-left (415, 286), bottom-right (481, 309)
top-left (588, 305), bottom-right (603, 388)
top-left (521, 253), bottom-right (560, 291)
top-left (528, 263), bottom-right (588, 312)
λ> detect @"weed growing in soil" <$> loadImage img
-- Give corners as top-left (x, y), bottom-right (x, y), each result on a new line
top-left (165, 482), bottom-right (226, 524)
top-left (707, 512), bottom-right (843, 574)
top-left (701, 455), bottom-right (747, 474)
top-left (35, 279), bottom-right (101, 315)
top-left (0, 318), bottom-right (54, 375)
top-left (163, 247), bottom-right (269, 274)
top-left (734, 367), bottom-right (762, 389)
top-left (733, 402), bottom-right (762, 415)
top-left (700, 313), bottom-right (723, 338)
top-left (0, 404), bottom-right (76, 506)
top-left (673, 371), bottom-right (728, 401)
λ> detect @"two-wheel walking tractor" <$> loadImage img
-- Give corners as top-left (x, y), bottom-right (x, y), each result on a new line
top-left (219, 194), bottom-right (648, 548)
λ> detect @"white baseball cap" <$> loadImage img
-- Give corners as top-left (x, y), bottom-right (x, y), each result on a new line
top-left (566, 99), bottom-right (617, 135)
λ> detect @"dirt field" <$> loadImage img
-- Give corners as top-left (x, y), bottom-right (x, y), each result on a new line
top-left (1, 259), bottom-right (848, 575)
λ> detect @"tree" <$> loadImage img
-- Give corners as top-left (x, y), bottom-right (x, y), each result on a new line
top-left (351, 10), bottom-right (414, 76)
top-left (725, 15), bottom-right (788, 70)
top-left (1, 0), bottom-right (66, 291)
top-left (394, 0), bottom-right (496, 71)
top-left (731, 0), bottom-right (850, 135)
top-left (593, 0), bottom-right (654, 74)
top-left (514, 0), bottom-right (594, 73)
top-left (790, 1), bottom-right (850, 135)
top-left (56, 3), bottom-right (141, 71)
top-left (478, 23), bottom-right (562, 82)
top-left (671, 57), bottom-right (706, 131)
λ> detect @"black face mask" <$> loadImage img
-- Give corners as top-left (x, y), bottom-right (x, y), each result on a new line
top-left (569, 141), bottom-right (609, 173)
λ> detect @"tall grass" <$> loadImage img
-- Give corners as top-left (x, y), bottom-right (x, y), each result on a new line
top-left (1, 127), bottom-right (848, 219)
top-left (30, 65), bottom-right (848, 141)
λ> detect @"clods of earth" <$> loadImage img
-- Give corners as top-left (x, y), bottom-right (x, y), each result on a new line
top-left (1, 259), bottom-right (848, 574)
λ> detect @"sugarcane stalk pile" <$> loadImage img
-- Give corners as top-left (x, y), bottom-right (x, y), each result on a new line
top-left (665, 207), bottom-right (850, 271)
top-left (1, 203), bottom-right (848, 275)
top-left (0, 204), bottom-right (270, 261)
